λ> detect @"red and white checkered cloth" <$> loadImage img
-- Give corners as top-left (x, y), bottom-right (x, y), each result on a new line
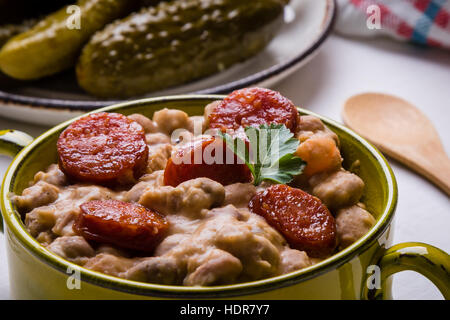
top-left (335, 0), bottom-right (450, 48)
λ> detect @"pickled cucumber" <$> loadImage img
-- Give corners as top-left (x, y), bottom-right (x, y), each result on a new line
top-left (77, 0), bottom-right (285, 98)
top-left (0, 0), bottom-right (139, 80)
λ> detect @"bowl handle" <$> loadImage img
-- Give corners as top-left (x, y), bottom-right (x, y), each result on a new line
top-left (0, 130), bottom-right (34, 232)
top-left (0, 130), bottom-right (34, 158)
top-left (363, 242), bottom-right (450, 300)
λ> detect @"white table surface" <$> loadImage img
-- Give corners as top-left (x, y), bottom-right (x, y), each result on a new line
top-left (0, 35), bottom-right (449, 300)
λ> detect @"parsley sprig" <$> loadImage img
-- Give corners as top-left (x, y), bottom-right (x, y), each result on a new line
top-left (218, 124), bottom-right (305, 185)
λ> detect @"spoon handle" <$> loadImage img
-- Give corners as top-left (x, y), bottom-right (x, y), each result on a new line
top-left (376, 144), bottom-right (450, 196)
top-left (409, 151), bottom-right (450, 196)
top-left (422, 154), bottom-right (450, 196)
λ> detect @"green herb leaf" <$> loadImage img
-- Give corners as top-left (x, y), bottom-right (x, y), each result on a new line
top-left (218, 124), bottom-right (305, 185)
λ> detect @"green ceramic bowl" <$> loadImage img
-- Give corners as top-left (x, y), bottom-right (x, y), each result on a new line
top-left (1, 95), bottom-right (449, 300)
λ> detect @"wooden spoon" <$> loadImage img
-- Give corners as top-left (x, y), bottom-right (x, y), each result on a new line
top-left (342, 92), bottom-right (450, 196)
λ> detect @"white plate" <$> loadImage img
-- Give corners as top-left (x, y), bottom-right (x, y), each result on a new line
top-left (0, 0), bottom-right (336, 125)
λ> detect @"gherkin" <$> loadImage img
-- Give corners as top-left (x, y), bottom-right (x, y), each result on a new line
top-left (0, 0), bottom-right (139, 80)
top-left (76, 0), bottom-right (286, 98)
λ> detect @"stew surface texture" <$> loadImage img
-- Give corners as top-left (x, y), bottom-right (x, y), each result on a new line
top-left (14, 88), bottom-right (375, 286)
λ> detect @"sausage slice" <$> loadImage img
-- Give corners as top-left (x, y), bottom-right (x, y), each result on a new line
top-left (249, 184), bottom-right (337, 258)
top-left (208, 87), bottom-right (299, 132)
top-left (57, 112), bottom-right (148, 185)
top-left (75, 200), bottom-right (168, 252)
top-left (164, 136), bottom-right (252, 187)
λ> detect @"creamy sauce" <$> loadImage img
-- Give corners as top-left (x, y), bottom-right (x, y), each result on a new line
top-left (14, 105), bottom-right (375, 286)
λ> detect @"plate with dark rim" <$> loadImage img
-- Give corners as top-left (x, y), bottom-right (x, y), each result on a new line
top-left (0, 0), bottom-right (336, 126)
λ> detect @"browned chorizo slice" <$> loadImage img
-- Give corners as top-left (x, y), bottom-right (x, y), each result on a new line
top-left (249, 184), bottom-right (337, 258)
top-left (57, 112), bottom-right (148, 185)
top-left (74, 200), bottom-right (168, 252)
top-left (208, 87), bottom-right (299, 132)
top-left (163, 136), bottom-right (252, 187)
